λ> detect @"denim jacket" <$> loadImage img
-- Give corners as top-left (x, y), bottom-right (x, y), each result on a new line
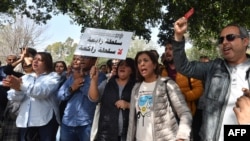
top-left (57, 72), bottom-right (106, 127)
top-left (172, 40), bottom-right (250, 141)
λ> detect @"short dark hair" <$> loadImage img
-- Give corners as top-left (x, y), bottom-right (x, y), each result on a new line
top-left (135, 50), bottom-right (160, 82)
top-left (115, 58), bottom-right (136, 80)
top-left (53, 61), bottom-right (67, 71)
top-left (224, 24), bottom-right (249, 38)
top-left (19, 47), bottom-right (37, 57)
top-left (106, 59), bottom-right (113, 70)
top-left (164, 38), bottom-right (173, 46)
top-left (36, 52), bottom-right (53, 73)
top-left (149, 49), bottom-right (159, 60)
top-left (27, 48), bottom-right (37, 57)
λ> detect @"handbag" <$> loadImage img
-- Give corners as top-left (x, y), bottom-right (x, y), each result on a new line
top-left (90, 103), bottom-right (100, 141)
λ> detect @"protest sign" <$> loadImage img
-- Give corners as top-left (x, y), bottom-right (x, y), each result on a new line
top-left (74, 28), bottom-right (133, 60)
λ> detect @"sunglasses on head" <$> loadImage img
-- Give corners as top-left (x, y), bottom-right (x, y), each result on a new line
top-left (218, 34), bottom-right (244, 44)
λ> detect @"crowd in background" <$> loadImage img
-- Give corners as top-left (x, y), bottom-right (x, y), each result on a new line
top-left (0, 17), bottom-right (250, 141)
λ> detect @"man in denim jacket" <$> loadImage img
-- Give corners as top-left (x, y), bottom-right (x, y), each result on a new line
top-left (172, 17), bottom-right (250, 141)
top-left (57, 55), bottom-right (106, 141)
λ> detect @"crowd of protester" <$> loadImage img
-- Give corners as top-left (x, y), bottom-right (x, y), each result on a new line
top-left (0, 16), bottom-right (250, 141)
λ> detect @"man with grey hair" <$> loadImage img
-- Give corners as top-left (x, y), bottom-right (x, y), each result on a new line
top-left (0, 54), bottom-right (17, 139)
top-left (172, 16), bottom-right (250, 141)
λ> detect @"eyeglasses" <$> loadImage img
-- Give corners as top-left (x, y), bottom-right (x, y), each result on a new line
top-left (218, 34), bottom-right (243, 44)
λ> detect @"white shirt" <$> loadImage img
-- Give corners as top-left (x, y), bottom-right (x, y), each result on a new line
top-left (219, 62), bottom-right (249, 141)
top-left (136, 81), bottom-right (156, 141)
top-left (7, 72), bottom-right (61, 127)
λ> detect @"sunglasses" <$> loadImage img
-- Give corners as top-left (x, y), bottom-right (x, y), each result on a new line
top-left (218, 34), bottom-right (243, 44)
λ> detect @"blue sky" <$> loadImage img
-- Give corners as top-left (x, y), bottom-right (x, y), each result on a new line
top-left (36, 14), bottom-right (82, 51)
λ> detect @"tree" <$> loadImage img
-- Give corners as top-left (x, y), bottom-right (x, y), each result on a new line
top-left (2, 0), bottom-right (250, 51)
top-left (0, 16), bottom-right (48, 61)
top-left (0, 0), bottom-right (54, 25)
top-left (127, 37), bottom-right (158, 58)
top-left (185, 46), bottom-right (220, 61)
top-left (46, 37), bottom-right (77, 64)
top-left (57, 0), bottom-right (163, 42)
top-left (0, 0), bottom-right (163, 41)
top-left (158, 0), bottom-right (250, 49)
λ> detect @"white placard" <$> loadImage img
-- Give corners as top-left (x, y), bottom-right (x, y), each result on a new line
top-left (74, 28), bottom-right (133, 60)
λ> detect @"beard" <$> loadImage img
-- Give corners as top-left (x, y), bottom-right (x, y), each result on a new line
top-left (165, 59), bottom-right (174, 65)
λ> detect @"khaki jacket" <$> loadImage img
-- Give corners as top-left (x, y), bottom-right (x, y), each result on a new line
top-left (161, 69), bottom-right (204, 115)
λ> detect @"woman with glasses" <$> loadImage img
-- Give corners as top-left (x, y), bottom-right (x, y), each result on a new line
top-left (89, 58), bottom-right (136, 141)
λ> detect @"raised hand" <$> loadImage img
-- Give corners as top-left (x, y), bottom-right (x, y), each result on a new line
top-left (70, 70), bottom-right (85, 92)
top-left (90, 66), bottom-right (99, 81)
top-left (174, 17), bottom-right (188, 41)
top-left (88, 66), bottom-right (100, 101)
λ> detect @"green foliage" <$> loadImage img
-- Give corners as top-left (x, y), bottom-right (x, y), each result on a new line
top-left (0, 0), bottom-right (24, 13)
top-left (127, 37), bottom-right (158, 58)
top-left (2, 0), bottom-right (250, 53)
top-left (0, 0), bottom-right (163, 41)
top-left (185, 45), bottom-right (220, 61)
top-left (0, 0), bottom-right (54, 25)
top-left (46, 37), bottom-right (77, 65)
top-left (58, 0), bottom-right (163, 41)
top-left (158, 0), bottom-right (250, 49)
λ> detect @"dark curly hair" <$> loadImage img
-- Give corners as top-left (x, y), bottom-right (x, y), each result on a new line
top-left (134, 50), bottom-right (160, 82)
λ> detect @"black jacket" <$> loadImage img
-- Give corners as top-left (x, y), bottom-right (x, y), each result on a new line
top-left (97, 76), bottom-right (136, 141)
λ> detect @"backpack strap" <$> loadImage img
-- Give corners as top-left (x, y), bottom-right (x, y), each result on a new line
top-left (164, 77), bottom-right (173, 105)
top-left (164, 78), bottom-right (179, 124)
